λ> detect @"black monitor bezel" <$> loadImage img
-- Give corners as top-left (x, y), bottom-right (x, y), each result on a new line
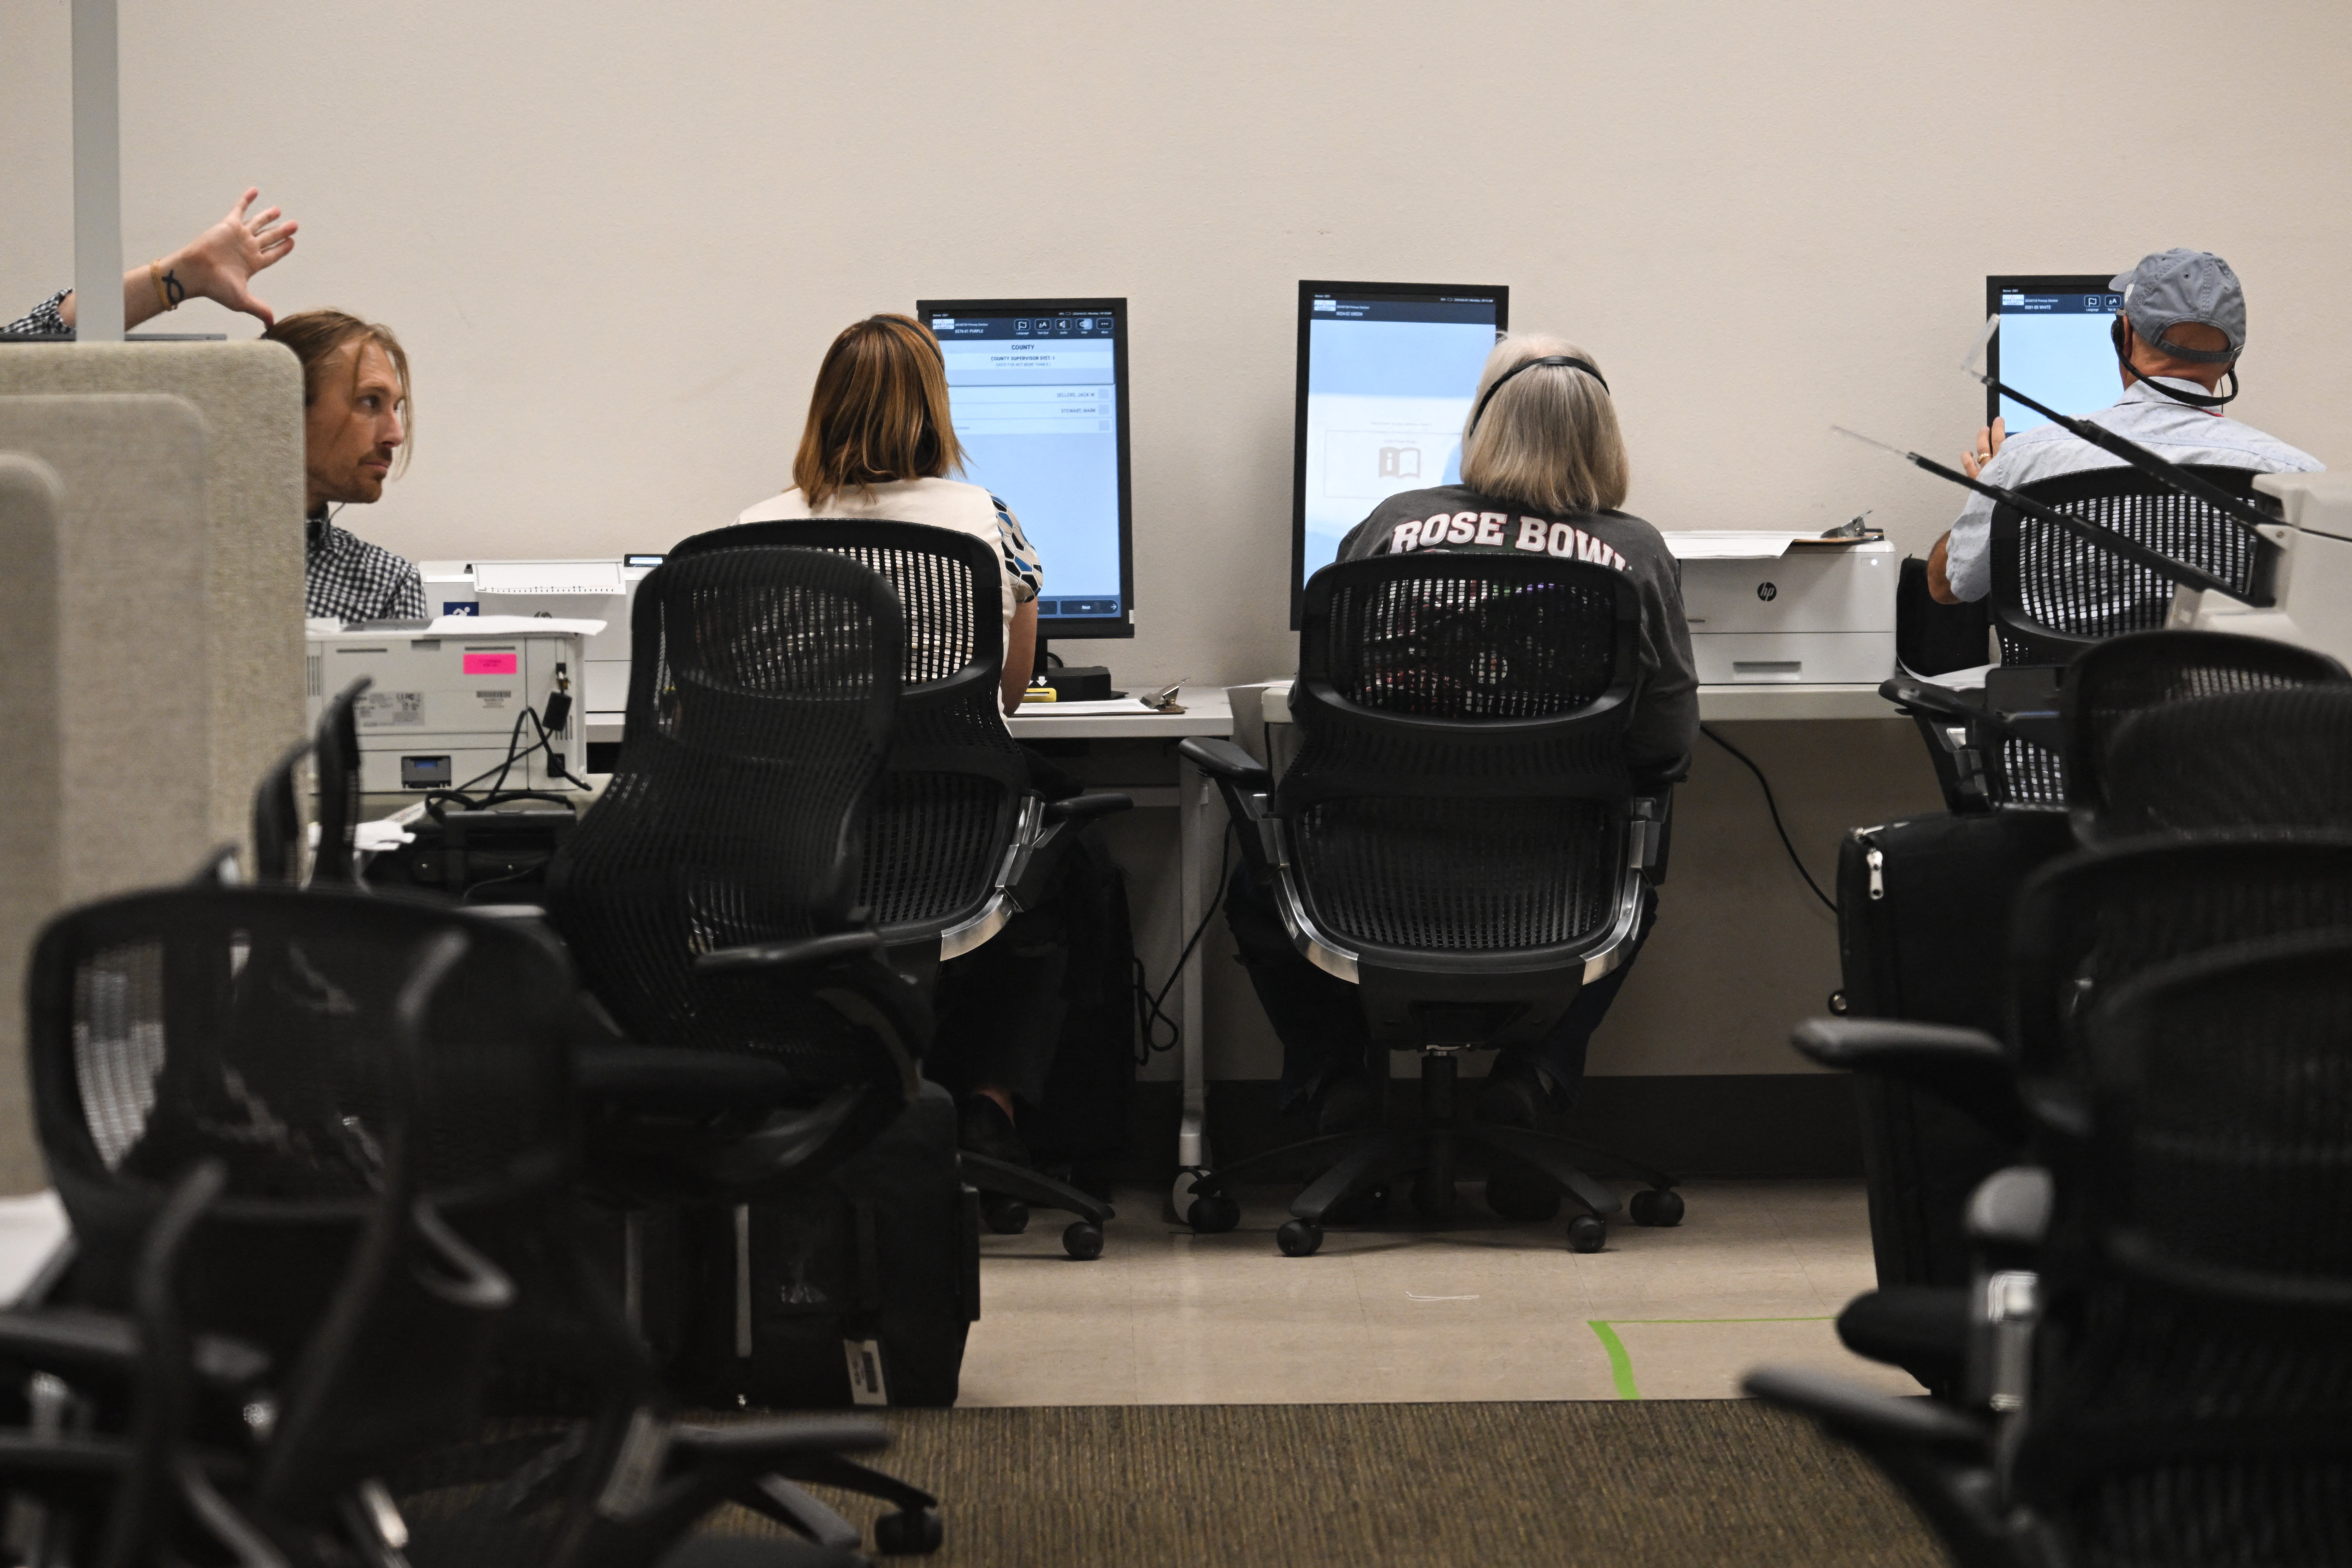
top-left (915, 295), bottom-right (1134, 641)
top-left (1984, 274), bottom-right (2118, 429)
top-left (1290, 280), bottom-right (1508, 628)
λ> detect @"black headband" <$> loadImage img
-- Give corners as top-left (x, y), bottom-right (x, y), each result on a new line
top-left (1468, 355), bottom-right (1609, 434)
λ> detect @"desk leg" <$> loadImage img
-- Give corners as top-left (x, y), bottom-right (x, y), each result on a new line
top-left (1176, 753), bottom-right (1213, 1177)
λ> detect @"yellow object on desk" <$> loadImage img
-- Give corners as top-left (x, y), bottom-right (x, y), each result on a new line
top-left (1020, 686), bottom-right (1058, 703)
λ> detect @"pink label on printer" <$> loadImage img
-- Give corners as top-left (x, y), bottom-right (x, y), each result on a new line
top-left (462, 652), bottom-right (518, 675)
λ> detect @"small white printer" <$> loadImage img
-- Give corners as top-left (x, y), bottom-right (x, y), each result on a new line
top-left (307, 617), bottom-right (601, 794)
top-left (1666, 534), bottom-right (1896, 685)
top-left (416, 556), bottom-right (662, 731)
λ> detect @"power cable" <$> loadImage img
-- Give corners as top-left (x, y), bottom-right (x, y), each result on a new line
top-left (1134, 823), bottom-right (1234, 1063)
top-left (1701, 724), bottom-right (1837, 914)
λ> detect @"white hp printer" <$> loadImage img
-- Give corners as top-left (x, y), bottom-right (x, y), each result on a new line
top-left (1665, 534), bottom-right (1896, 685)
top-left (416, 556), bottom-right (662, 737)
top-left (307, 616), bottom-right (603, 794)
top-left (2175, 471), bottom-right (2352, 665)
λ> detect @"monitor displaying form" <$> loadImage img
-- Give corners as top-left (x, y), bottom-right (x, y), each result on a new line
top-left (1986, 275), bottom-right (2124, 434)
top-left (918, 297), bottom-right (1133, 639)
top-left (1292, 280), bottom-right (1507, 621)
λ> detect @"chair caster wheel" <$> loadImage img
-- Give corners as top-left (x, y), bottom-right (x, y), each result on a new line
top-left (1566, 1215), bottom-right (1606, 1253)
top-left (1185, 1192), bottom-right (1241, 1234)
top-left (1629, 1188), bottom-right (1684, 1227)
top-left (981, 1196), bottom-right (1029, 1235)
top-left (874, 1507), bottom-right (944, 1555)
top-left (1276, 1219), bottom-right (1324, 1257)
top-left (1062, 1221), bottom-right (1104, 1260)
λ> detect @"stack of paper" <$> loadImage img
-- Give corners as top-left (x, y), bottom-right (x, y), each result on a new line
top-left (1659, 531), bottom-right (1806, 560)
top-left (1013, 698), bottom-right (1163, 717)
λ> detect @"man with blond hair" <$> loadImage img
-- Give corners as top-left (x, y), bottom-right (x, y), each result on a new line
top-left (264, 310), bottom-right (426, 622)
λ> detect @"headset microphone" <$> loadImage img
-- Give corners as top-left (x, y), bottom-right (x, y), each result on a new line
top-left (2112, 315), bottom-right (2238, 409)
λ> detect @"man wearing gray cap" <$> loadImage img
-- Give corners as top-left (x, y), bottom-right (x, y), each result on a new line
top-left (1926, 248), bottom-right (2323, 604)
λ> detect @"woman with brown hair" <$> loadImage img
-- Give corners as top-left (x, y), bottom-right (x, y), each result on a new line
top-left (737, 313), bottom-right (1044, 716)
top-left (738, 312), bottom-right (1057, 1169)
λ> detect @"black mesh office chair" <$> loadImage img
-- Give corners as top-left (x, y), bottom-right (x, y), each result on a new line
top-left (0, 1159), bottom-right (281, 1568)
top-left (1891, 468), bottom-right (2283, 812)
top-left (1806, 833), bottom-right (2352, 1396)
top-left (2059, 629), bottom-right (2350, 842)
top-left (1752, 928), bottom-right (2352, 1568)
top-left (545, 544), bottom-right (920, 1172)
top-left (533, 547), bottom-right (955, 1552)
top-left (669, 521), bottom-right (1127, 1259)
top-left (18, 883), bottom-right (894, 1566)
top-left (1179, 554), bottom-right (1681, 1257)
top-left (16, 890), bottom-right (532, 1558)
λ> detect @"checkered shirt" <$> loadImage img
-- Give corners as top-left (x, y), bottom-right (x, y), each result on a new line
top-left (307, 509), bottom-right (425, 621)
top-left (4, 290), bottom-right (72, 337)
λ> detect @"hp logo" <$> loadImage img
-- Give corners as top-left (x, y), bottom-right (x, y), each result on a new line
top-left (1756, 582), bottom-right (1778, 602)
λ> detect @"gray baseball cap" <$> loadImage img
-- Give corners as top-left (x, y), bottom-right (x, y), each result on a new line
top-left (2109, 248), bottom-right (2245, 363)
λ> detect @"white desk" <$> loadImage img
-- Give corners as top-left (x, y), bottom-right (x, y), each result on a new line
top-left (1258, 680), bottom-right (1892, 724)
top-left (1009, 688), bottom-right (1235, 1181)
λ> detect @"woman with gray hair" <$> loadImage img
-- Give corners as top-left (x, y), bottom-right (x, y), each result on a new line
top-left (1334, 332), bottom-right (1696, 777)
top-left (1225, 334), bottom-right (1698, 1218)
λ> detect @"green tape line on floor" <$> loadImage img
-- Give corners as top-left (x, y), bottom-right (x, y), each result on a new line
top-left (1585, 1317), bottom-right (1834, 1401)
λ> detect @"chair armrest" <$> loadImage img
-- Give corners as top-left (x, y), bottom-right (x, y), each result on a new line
top-left (1789, 1018), bottom-right (2029, 1141)
top-left (691, 933), bottom-right (931, 1093)
top-left (1881, 675), bottom-right (2060, 753)
top-left (0, 1307), bottom-right (270, 1391)
top-left (1632, 792), bottom-right (1673, 885)
top-left (1010, 795), bottom-right (1127, 911)
top-left (695, 931), bottom-right (884, 976)
top-left (1743, 1366), bottom-right (1987, 1449)
top-left (1964, 1166), bottom-right (2052, 1252)
top-left (1177, 737), bottom-right (1272, 788)
top-left (1044, 791), bottom-right (1131, 823)
top-left (1879, 675), bottom-right (1978, 724)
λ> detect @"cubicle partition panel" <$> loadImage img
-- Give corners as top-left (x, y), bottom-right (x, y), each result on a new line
top-left (0, 344), bottom-right (307, 850)
top-left (0, 373), bottom-right (299, 1191)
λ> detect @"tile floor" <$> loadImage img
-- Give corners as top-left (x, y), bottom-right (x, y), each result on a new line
top-left (960, 1178), bottom-right (1923, 1405)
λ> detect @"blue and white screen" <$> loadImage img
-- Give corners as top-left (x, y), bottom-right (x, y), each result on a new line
top-left (928, 310), bottom-right (1123, 624)
top-left (1298, 291), bottom-right (1502, 587)
top-left (1994, 288), bottom-right (2124, 434)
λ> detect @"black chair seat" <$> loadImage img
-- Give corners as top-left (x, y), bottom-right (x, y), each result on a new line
top-left (574, 1043), bottom-right (815, 1110)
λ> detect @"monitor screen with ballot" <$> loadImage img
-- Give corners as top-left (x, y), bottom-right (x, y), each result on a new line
top-left (918, 298), bottom-right (1133, 640)
top-left (1290, 280), bottom-right (1507, 624)
top-left (1985, 275), bottom-right (2125, 434)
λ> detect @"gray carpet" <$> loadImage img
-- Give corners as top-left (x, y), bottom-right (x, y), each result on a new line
top-left (711, 1401), bottom-right (1942, 1566)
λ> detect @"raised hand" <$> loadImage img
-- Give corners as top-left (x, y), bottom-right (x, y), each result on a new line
top-left (160, 187), bottom-right (300, 326)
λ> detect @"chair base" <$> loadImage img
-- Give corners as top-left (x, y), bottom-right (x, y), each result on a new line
top-left (960, 1152), bottom-right (1115, 1261)
top-left (1185, 1053), bottom-right (1683, 1257)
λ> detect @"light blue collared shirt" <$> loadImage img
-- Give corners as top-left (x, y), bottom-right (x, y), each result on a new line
top-left (1943, 377), bottom-right (2323, 603)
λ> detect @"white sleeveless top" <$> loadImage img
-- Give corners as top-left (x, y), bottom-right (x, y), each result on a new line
top-left (734, 478), bottom-right (1042, 640)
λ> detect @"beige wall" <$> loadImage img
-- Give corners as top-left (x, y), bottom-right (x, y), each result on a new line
top-left (7, 1), bottom-right (2351, 694)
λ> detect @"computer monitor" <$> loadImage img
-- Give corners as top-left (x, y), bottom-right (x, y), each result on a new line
top-left (1985, 275), bottom-right (2125, 434)
top-left (918, 297), bottom-right (1133, 640)
top-left (1291, 280), bottom-right (1508, 623)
